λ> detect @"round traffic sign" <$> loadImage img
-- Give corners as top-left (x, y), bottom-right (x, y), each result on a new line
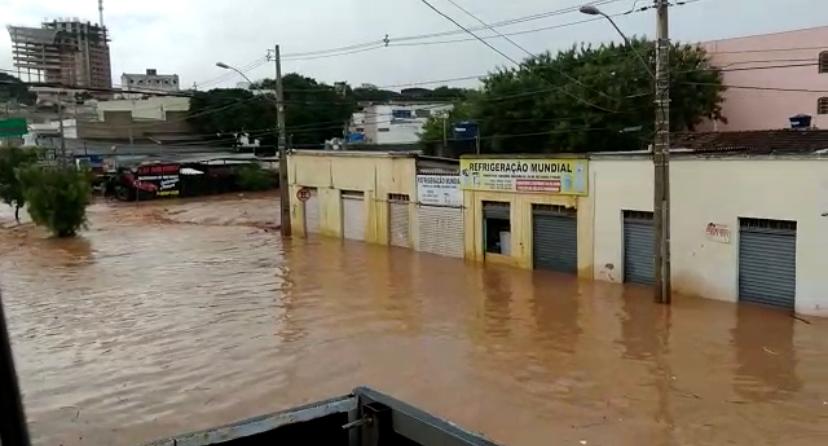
top-left (296, 188), bottom-right (312, 202)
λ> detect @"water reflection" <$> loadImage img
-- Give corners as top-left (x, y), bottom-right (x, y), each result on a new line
top-left (731, 305), bottom-right (801, 401)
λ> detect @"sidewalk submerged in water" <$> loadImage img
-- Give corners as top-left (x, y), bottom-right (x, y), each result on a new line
top-left (0, 193), bottom-right (826, 446)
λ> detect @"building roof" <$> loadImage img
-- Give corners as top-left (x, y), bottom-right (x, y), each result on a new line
top-left (672, 130), bottom-right (828, 154)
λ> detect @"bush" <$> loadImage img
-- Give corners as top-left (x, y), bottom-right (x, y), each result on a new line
top-left (236, 164), bottom-right (275, 191)
top-left (0, 146), bottom-right (39, 223)
top-left (19, 166), bottom-right (91, 237)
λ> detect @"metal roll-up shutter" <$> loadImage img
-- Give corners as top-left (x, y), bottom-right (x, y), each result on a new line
top-left (532, 205), bottom-right (577, 273)
top-left (624, 211), bottom-right (655, 285)
top-left (390, 194), bottom-right (410, 248)
top-left (483, 202), bottom-right (510, 220)
top-left (342, 191), bottom-right (366, 241)
top-left (739, 218), bottom-right (796, 310)
top-left (416, 205), bottom-right (464, 258)
top-left (305, 189), bottom-right (320, 234)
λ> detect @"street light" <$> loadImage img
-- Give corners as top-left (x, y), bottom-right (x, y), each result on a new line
top-left (579, 5), bottom-right (654, 79)
top-left (582, 2), bottom-right (672, 304)
top-left (215, 58), bottom-right (292, 238)
top-left (215, 61), bottom-right (256, 87)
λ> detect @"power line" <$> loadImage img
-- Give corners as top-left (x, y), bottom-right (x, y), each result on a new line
top-left (417, 0), bottom-right (617, 113)
top-left (276, 0), bottom-right (625, 59)
top-left (683, 82), bottom-right (828, 94)
top-left (418, 0), bottom-right (521, 65)
top-left (440, 0), bottom-right (622, 111)
top-left (444, 0), bottom-right (535, 58)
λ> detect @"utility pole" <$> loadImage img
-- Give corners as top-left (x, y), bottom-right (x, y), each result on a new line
top-left (441, 115), bottom-right (448, 157)
top-left (57, 99), bottom-right (66, 165)
top-left (273, 44), bottom-right (292, 237)
top-left (653, 0), bottom-right (671, 304)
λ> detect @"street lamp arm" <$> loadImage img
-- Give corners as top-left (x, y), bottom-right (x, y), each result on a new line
top-left (603, 14), bottom-right (655, 80)
top-left (215, 62), bottom-right (255, 87)
top-left (579, 6), bottom-right (655, 80)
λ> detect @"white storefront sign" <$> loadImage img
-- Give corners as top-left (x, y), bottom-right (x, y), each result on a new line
top-left (417, 175), bottom-right (462, 207)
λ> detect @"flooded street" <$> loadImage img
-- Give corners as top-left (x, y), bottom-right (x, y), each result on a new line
top-left (1, 193), bottom-right (827, 446)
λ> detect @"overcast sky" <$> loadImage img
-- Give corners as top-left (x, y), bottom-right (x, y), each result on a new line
top-left (2, 0), bottom-right (826, 91)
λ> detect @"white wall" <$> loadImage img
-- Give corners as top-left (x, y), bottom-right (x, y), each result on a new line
top-left (592, 156), bottom-right (828, 317)
top-left (96, 96), bottom-right (190, 121)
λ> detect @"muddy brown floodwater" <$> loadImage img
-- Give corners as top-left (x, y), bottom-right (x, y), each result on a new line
top-left (1, 192), bottom-right (827, 446)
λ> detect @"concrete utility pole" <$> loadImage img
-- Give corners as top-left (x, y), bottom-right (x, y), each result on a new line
top-left (273, 44), bottom-right (292, 237)
top-left (57, 99), bottom-right (66, 165)
top-left (653, 0), bottom-right (671, 304)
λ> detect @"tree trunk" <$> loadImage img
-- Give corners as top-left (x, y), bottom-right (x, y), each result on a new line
top-left (14, 205), bottom-right (20, 224)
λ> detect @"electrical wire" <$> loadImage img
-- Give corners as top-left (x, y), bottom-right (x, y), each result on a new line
top-left (682, 82), bottom-right (828, 94)
top-left (439, 0), bottom-right (621, 111)
top-left (418, 0), bottom-right (521, 65)
top-left (276, 0), bottom-right (625, 59)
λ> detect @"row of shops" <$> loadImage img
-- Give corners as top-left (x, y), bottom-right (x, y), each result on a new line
top-left (287, 150), bottom-right (828, 317)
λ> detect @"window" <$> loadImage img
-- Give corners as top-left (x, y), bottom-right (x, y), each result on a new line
top-left (415, 109), bottom-right (431, 118)
top-left (819, 97), bottom-right (828, 115)
top-left (378, 128), bottom-right (390, 132)
top-left (483, 201), bottom-right (511, 255)
top-left (355, 127), bottom-right (365, 132)
top-left (392, 109), bottom-right (413, 119)
top-left (820, 51), bottom-right (828, 73)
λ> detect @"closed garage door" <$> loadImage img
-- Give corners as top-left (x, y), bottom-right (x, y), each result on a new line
top-left (532, 205), bottom-right (577, 273)
top-left (624, 211), bottom-right (654, 285)
top-left (304, 188), bottom-right (320, 234)
top-left (416, 205), bottom-right (463, 258)
top-left (342, 191), bottom-right (366, 241)
top-left (739, 218), bottom-right (796, 310)
top-left (389, 194), bottom-right (410, 248)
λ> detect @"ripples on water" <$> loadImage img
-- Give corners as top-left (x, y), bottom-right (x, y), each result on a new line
top-left (0, 193), bottom-right (826, 446)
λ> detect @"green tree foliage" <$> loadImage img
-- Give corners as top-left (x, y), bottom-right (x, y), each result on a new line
top-left (263, 74), bottom-right (356, 146)
top-left (0, 73), bottom-right (36, 106)
top-left (188, 88), bottom-right (276, 143)
top-left (0, 146), bottom-right (39, 223)
top-left (236, 164), bottom-right (275, 191)
top-left (421, 39), bottom-right (725, 154)
top-left (189, 74), bottom-right (355, 149)
top-left (18, 166), bottom-right (91, 237)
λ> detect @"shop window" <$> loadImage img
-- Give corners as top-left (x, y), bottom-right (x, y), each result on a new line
top-left (483, 201), bottom-right (511, 255)
top-left (820, 51), bottom-right (828, 73)
top-left (819, 97), bottom-right (828, 115)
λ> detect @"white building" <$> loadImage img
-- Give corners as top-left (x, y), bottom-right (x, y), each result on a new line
top-left (590, 133), bottom-right (828, 317)
top-left (350, 103), bottom-right (452, 145)
top-left (121, 69), bottom-right (180, 93)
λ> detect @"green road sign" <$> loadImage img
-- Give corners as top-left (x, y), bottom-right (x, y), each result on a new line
top-left (0, 118), bottom-right (27, 137)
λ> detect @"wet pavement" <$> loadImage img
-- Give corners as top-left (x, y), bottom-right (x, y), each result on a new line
top-left (0, 193), bottom-right (826, 445)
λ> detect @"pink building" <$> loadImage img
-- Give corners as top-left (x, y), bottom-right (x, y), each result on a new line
top-left (698, 26), bottom-right (828, 131)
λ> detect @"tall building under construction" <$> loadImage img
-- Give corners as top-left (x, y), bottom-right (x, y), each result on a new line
top-left (7, 18), bottom-right (112, 89)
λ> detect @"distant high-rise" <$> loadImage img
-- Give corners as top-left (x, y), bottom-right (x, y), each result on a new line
top-left (7, 18), bottom-right (112, 89)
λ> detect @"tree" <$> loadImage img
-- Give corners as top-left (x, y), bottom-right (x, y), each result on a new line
top-left (236, 164), bottom-right (275, 191)
top-left (188, 88), bottom-right (276, 145)
top-left (421, 39), bottom-right (725, 154)
top-left (0, 146), bottom-right (39, 223)
top-left (189, 74), bottom-right (356, 150)
top-left (18, 166), bottom-right (91, 237)
top-left (0, 73), bottom-right (36, 106)
top-left (259, 74), bottom-right (356, 146)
